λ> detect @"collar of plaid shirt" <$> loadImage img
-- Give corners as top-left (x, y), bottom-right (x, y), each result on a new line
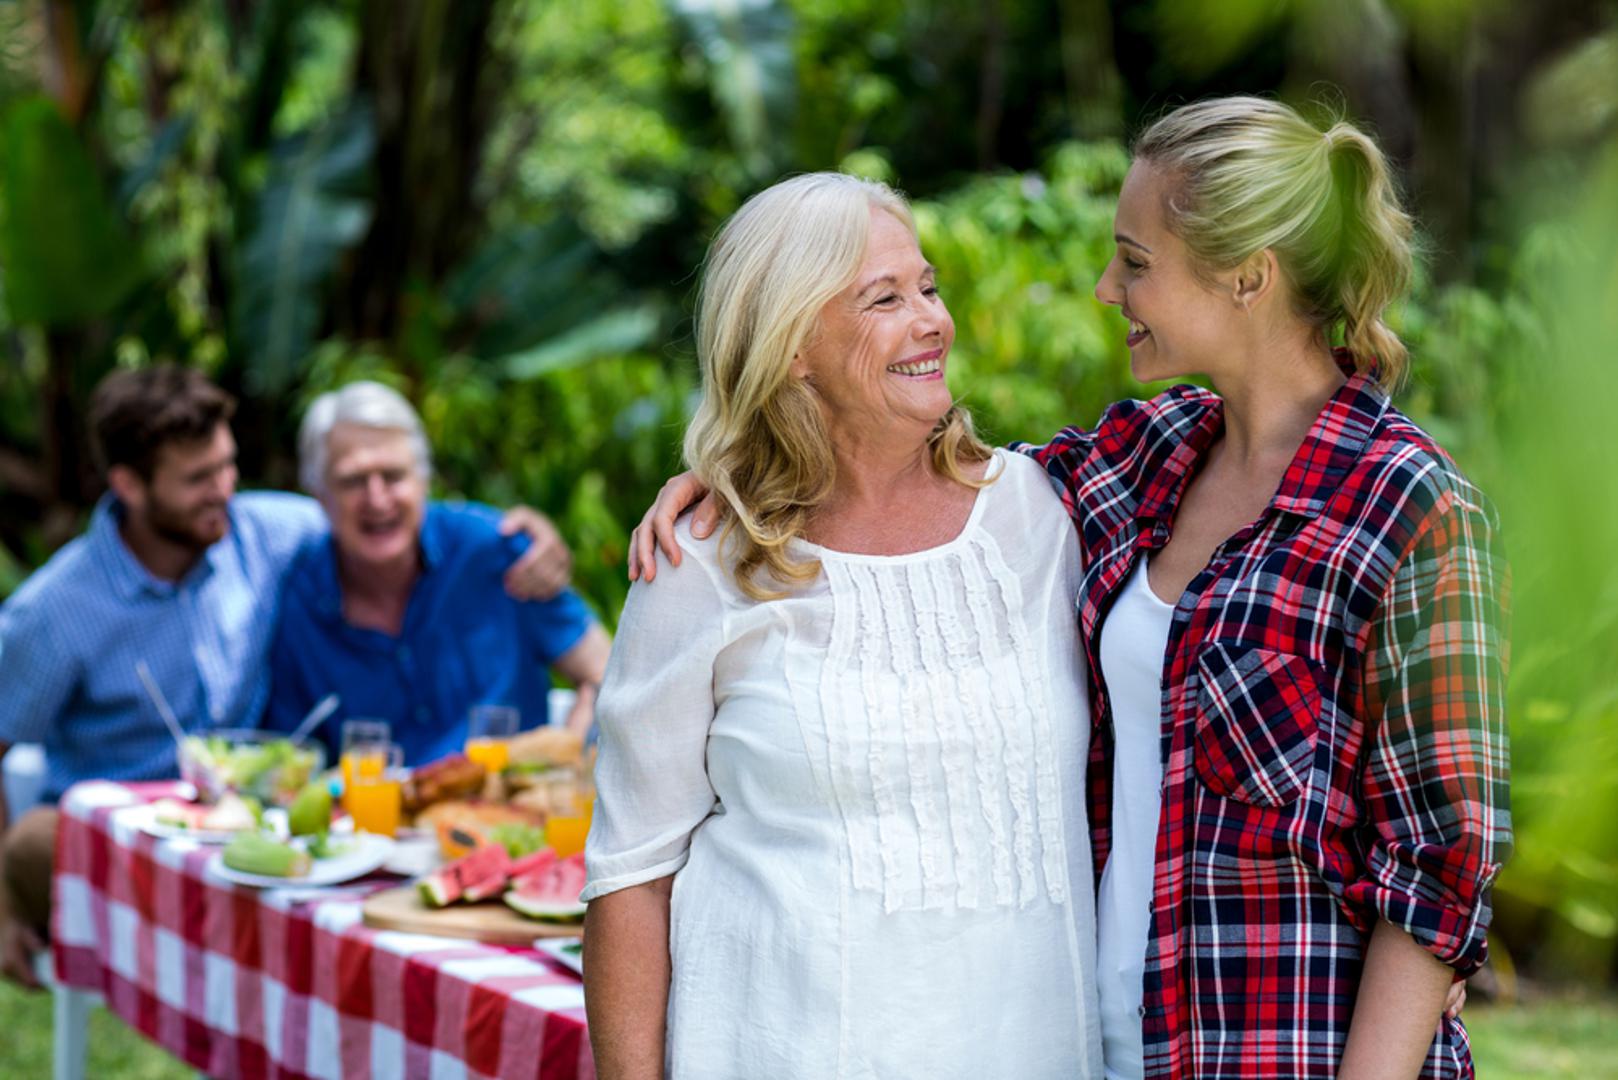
top-left (1132, 355), bottom-right (1387, 531)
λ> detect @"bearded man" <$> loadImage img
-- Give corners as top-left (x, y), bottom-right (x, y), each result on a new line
top-left (0, 365), bottom-right (571, 986)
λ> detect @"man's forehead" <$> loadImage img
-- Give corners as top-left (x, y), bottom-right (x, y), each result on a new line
top-left (327, 426), bottom-right (417, 474)
top-left (152, 423), bottom-right (234, 474)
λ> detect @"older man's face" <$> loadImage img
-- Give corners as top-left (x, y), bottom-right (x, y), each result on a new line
top-left (322, 423), bottom-right (427, 571)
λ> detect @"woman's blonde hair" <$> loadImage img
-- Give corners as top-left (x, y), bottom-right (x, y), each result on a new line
top-left (684, 172), bottom-right (992, 600)
top-left (1134, 96), bottom-right (1415, 388)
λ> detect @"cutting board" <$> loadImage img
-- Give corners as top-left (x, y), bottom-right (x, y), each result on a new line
top-left (361, 886), bottom-right (584, 945)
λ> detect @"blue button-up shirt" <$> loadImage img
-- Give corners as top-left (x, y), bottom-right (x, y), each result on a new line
top-left (263, 502), bottom-right (596, 766)
top-left (0, 492), bottom-right (325, 802)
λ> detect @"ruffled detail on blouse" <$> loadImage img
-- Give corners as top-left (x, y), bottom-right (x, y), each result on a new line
top-left (802, 534), bottom-right (1071, 913)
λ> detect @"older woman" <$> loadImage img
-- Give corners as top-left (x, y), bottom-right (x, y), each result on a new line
top-left (264, 381), bottom-right (611, 762)
top-left (633, 98), bottom-right (1506, 1079)
top-left (581, 175), bottom-right (1103, 1078)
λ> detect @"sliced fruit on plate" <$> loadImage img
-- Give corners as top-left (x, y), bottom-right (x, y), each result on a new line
top-left (507, 848), bottom-right (558, 880)
top-left (418, 843), bottom-right (512, 908)
top-left (505, 852), bottom-right (587, 922)
top-left (153, 792), bottom-right (260, 833)
top-left (222, 831), bottom-right (312, 878)
top-left (484, 821), bottom-right (547, 859)
top-left (416, 799), bottom-right (546, 860)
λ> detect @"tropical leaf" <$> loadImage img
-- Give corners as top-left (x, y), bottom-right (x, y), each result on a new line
top-left (0, 96), bottom-right (145, 325)
top-left (500, 300), bottom-right (666, 380)
top-left (114, 114), bottom-right (194, 212)
top-left (443, 219), bottom-right (622, 359)
top-left (231, 101), bottom-right (375, 393)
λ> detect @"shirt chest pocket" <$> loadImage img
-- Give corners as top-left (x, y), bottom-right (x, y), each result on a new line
top-left (1192, 642), bottom-right (1321, 807)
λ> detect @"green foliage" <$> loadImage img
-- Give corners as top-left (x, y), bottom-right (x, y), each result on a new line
top-left (913, 140), bottom-right (1142, 444)
top-left (0, 97), bottom-right (145, 324)
top-left (674, 0), bottom-right (797, 180)
top-left (1466, 145), bottom-right (1618, 980)
top-left (483, 0), bottom-right (697, 248)
top-left (232, 102), bottom-right (375, 394)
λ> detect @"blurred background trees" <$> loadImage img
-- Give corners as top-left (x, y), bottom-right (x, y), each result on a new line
top-left (1, 0), bottom-right (1615, 1002)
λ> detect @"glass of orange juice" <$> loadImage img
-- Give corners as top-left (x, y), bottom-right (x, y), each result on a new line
top-left (346, 742), bottom-right (404, 837)
top-left (543, 766), bottom-right (596, 858)
top-left (340, 719), bottom-right (392, 813)
top-left (465, 705), bottom-right (518, 773)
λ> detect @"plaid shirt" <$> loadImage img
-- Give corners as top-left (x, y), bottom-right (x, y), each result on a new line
top-left (1016, 358), bottom-right (1511, 1078)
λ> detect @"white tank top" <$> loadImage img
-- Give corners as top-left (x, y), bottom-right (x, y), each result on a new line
top-left (1095, 556), bottom-right (1176, 1080)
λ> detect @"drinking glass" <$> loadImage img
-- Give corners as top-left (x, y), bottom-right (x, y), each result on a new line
top-left (465, 705), bottom-right (519, 773)
top-left (346, 742), bottom-right (405, 837)
top-left (541, 765), bottom-right (596, 858)
top-left (340, 718), bottom-right (392, 811)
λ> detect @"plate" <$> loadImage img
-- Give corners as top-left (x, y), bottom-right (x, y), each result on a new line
top-left (206, 832), bottom-right (395, 889)
top-left (125, 804), bottom-right (354, 846)
top-left (122, 802), bottom-right (267, 845)
top-left (532, 936), bottom-right (584, 976)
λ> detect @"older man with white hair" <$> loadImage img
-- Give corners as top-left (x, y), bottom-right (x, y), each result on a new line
top-left (264, 381), bottom-right (609, 764)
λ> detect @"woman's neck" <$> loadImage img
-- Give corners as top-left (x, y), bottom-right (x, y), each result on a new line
top-left (1210, 337), bottom-right (1345, 471)
top-left (803, 425), bottom-right (987, 556)
top-left (824, 436), bottom-right (941, 516)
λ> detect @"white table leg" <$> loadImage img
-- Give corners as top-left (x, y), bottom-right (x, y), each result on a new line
top-left (34, 950), bottom-right (93, 1080)
top-left (52, 984), bottom-right (94, 1080)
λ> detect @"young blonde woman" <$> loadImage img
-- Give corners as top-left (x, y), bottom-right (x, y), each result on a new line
top-left (630, 97), bottom-right (1508, 1079)
top-left (583, 174), bottom-right (1103, 1079)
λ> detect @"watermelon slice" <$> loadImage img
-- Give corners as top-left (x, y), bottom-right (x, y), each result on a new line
top-left (418, 843), bottom-right (512, 908)
top-left (505, 852), bottom-right (588, 922)
top-left (507, 848), bottom-right (558, 880)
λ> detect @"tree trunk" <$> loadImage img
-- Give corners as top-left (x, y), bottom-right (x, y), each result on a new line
top-left (344, 0), bottom-right (498, 357)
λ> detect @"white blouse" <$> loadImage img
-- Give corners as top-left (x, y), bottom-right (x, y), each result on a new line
top-left (585, 450), bottom-right (1102, 1079)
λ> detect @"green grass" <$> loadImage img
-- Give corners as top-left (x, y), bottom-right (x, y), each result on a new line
top-left (0, 979), bottom-right (192, 1079)
top-left (1466, 994), bottom-right (1618, 1078)
top-left (2, 976), bottom-right (1614, 1077)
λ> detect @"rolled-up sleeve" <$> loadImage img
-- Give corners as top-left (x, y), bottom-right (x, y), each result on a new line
top-left (581, 548), bottom-right (727, 902)
top-left (1349, 492), bottom-right (1512, 975)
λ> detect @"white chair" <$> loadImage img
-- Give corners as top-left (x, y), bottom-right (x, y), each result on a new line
top-left (2, 742), bottom-right (46, 823)
top-left (546, 687), bottom-right (578, 725)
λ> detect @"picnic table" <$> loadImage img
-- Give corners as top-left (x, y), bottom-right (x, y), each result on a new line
top-left (49, 780), bottom-right (594, 1080)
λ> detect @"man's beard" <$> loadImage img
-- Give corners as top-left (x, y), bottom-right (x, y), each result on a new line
top-left (145, 495), bottom-right (229, 552)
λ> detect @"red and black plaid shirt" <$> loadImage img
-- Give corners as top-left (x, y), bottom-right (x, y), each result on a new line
top-left (1016, 357), bottom-right (1511, 1078)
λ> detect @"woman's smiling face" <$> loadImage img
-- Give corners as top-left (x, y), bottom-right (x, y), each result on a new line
top-left (792, 206), bottom-right (956, 444)
top-left (1095, 161), bottom-right (1243, 384)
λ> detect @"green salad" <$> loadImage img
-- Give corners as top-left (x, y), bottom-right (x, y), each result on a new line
top-left (182, 734), bottom-right (323, 807)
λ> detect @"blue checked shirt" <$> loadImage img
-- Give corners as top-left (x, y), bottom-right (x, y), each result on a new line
top-left (0, 491), bottom-right (325, 802)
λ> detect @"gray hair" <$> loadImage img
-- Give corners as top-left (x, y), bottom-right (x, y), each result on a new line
top-left (298, 381), bottom-right (433, 496)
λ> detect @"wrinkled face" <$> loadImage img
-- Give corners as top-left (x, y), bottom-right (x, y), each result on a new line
top-left (322, 423), bottom-right (427, 569)
top-left (792, 207), bottom-right (956, 443)
top-left (1095, 161), bottom-right (1240, 383)
top-left (129, 423), bottom-right (238, 551)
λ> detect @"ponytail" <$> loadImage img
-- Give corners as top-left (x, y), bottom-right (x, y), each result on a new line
top-left (1322, 123), bottom-right (1414, 388)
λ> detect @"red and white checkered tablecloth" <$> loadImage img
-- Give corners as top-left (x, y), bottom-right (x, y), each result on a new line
top-left (51, 781), bottom-right (594, 1080)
